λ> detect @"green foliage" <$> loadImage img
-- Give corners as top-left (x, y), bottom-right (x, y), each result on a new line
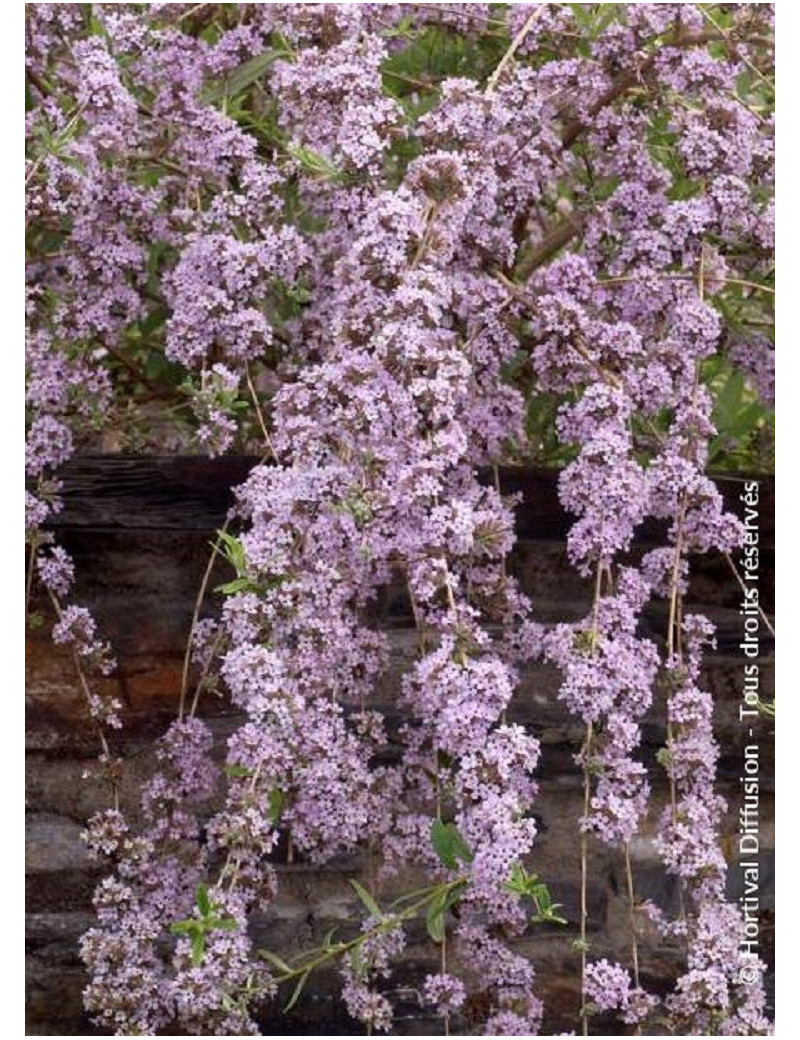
top-left (349, 879), bottom-right (382, 918)
top-left (285, 144), bottom-right (345, 182)
top-left (213, 530), bottom-right (288, 596)
top-left (224, 763), bottom-right (255, 779)
top-left (569, 3), bottom-right (623, 49)
top-left (505, 863), bottom-right (567, 925)
top-left (425, 879), bottom-right (467, 943)
top-left (430, 818), bottom-right (474, 870)
top-left (170, 883), bottom-right (239, 968)
top-left (258, 856), bottom-right (564, 1009)
top-left (267, 787), bottom-right (284, 825)
top-left (203, 48), bottom-right (291, 103)
top-left (524, 389), bottom-right (579, 467)
top-left (573, 629), bottom-right (599, 655)
top-left (383, 24), bottom-right (507, 99)
top-left (259, 873), bottom-right (468, 1009)
top-left (283, 971), bottom-right (311, 1012)
top-left (703, 358), bottom-right (774, 472)
top-left (214, 530), bottom-right (249, 593)
top-left (259, 949), bottom-right (292, 974)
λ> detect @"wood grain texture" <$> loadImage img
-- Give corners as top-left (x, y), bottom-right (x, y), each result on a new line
top-left (43, 455), bottom-right (774, 545)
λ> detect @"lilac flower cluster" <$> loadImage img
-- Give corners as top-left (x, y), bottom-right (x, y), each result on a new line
top-left (652, 617), bottom-right (771, 1035)
top-left (584, 958), bottom-right (657, 1026)
top-left (82, 718), bottom-right (222, 1034)
top-left (214, 127), bottom-right (545, 1028)
top-left (341, 917), bottom-right (407, 1033)
top-left (423, 972), bottom-right (467, 1016)
top-left (25, 3), bottom-right (773, 1036)
top-left (519, 9), bottom-right (773, 1020)
top-left (544, 568), bottom-right (659, 846)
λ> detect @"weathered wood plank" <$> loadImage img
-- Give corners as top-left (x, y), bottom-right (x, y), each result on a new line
top-left (46, 455), bottom-right (254, 531)
top-left (43, 456), bottom-right (775, 548)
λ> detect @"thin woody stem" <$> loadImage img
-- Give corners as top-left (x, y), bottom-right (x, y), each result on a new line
top-left (580, 721), bottom-right (592, 1038)
top-left (179, 519), bottom-right (230, 720)
top-left (245, 361), bottom-right (278, 460)
top-left (259, 878), bottom-right (468, 992)
top-left (181, 443), bottom-right (275, 719)
top-left (666, 494), bottom-right (688, 664)
top-left (47, 591), bottom-right (120, 811)
top-left (189, 624), bottom-right (226, 717)
top-left (696, 5), bottom-right (774, 89)
top-left (662, 253), bottom-right (709, 935)
top-left (513, 214), bottom-right (584, 281)
top-left (441, 912), bottom-right (450, 1036)
top-left (214, 762), bottom-right (263, 894)
top-left (25, 105), bottom-right (85, 188)
top-left (26, 534), bottom-right (40, 619)
top-left (485, 7), bottom-right (542, 94)
top-left (412, 202), bottom-right (439, 266)
top-left (597, 272), bottom-right (774, 296)
top-left (624, 842), bottom-right (642, 1037)
top-left (579, 560), bottom-right (604, 1036)
top-left (510, 20), bottom-right (769, 280)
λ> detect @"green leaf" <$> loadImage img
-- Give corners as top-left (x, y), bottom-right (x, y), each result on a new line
top-left (139, 301), bottom-right (167, 337)
top-left (191, 931), bottom-right (205, 967)
top-left (390, 883), bottom-right (446, 907)
top-left (349, 879), bottom-right (381, 918)
top-left (431, 819), bottom-right (457, 869)
top-left (208, 917), bottom-right (238, 931)
top-left (532, 883), bottom-right (551, 912)
top-left (267, 787), bottom-right (284, 825)
top-left (381, 14), bottom-right (417, 39)
top-left (728, 401), bottom-right (764, 439)
top-left (430, 819), bottom-right (473, 870)
top-left (203, 49), bottom-right (288, 103)
top-left (504, 861), bottom-right (528, 894)
top-left (348, 943), bottom-right (365, 981)
top-left (222, 761), bottom-right (253, 777)
top-left (321, 926), bottom-right (340, 950)
top-left (442, 880), bottom-right (467, 912)
top-left (142, 349), bottom-right (171, 382)
top-left (259, 949), bottom-right (292, 974)
top-left (216, 530), bottom-right (247, 575)
top-left (170, 920), bottom-right (196, 936)
top-left (534, 906), bottom-right (567, 926)
top-left (426, 896), bottom-right (446, 944)
top-left (286, 144), bottom-right (344, 182)
top-left (214, 576), bottom-right (256, 595)
top-left (284, 969), bottom-right (310, 1012)
top-left (504, 863), bottom-right (564, 924)
top-left (714, 369), bottom-right (745, 426)
top-left (196, 883), bottom-right (211, 917)
top-left (425, 881), bottom-right (466, 944)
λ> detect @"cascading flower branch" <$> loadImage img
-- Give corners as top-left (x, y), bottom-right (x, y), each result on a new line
top-left (26, 4), bottom-right (773, 1036)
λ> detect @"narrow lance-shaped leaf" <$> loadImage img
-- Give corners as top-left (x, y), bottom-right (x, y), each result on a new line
top-left (349, 879), bottom-right (381, 918)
